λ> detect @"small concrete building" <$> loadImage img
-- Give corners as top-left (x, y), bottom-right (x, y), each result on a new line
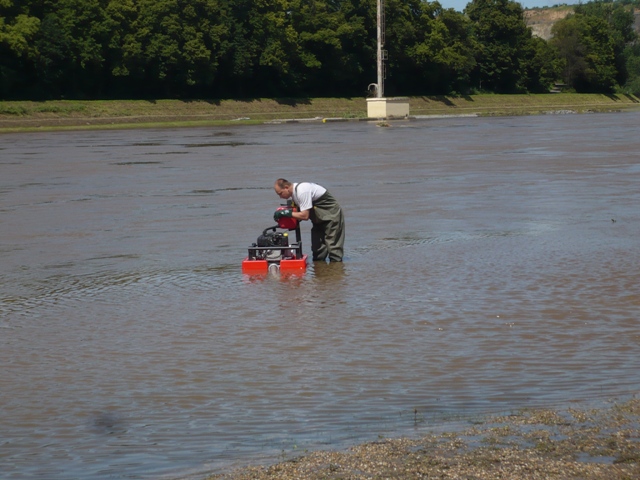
top-left (366, 97), bottom-right (410, 119)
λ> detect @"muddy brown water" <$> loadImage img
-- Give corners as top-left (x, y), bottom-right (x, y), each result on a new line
top-left (1, 112), bottom-right (639, 479)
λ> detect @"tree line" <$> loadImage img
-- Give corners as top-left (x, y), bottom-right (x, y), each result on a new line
top-left (1, 0), bottom-right (639, 100)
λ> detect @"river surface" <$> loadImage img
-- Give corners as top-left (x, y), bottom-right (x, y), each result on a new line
top-left (1, 112), bottom-right (639, 479)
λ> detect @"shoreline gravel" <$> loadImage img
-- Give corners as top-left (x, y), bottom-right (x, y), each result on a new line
top-left (202, 396), bottom-right (639, 480)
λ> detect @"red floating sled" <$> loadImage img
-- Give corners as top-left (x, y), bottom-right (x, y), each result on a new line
top-left (242, 206), bottom-right (307, 275)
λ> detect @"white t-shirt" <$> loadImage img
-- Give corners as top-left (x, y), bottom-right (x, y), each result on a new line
top-left (292, 182), bottom-right (327, 211)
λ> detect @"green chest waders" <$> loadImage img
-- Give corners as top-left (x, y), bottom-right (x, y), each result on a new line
top-left (294, 185), bottom-right (345, 262)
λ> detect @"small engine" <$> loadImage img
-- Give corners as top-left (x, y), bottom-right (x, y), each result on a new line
top-left (256, 229), bottom-right (289, 249)
top-left (249, 227), bottom-right (294, 261)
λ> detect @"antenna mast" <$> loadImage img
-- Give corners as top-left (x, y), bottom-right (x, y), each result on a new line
top-left (366, 0), bottom-right (408, 118)
top-left (376, 0), bottom-right (385, 98)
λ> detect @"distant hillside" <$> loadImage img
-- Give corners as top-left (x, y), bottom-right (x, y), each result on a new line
top-left (524, 7), bottom-right (573, 40)
top-left (524, 5), bottom-right (640, 41)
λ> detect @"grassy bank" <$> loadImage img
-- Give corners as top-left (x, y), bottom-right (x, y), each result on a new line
top-left (1, 93), bottom-right (639, 133)
top-left (207, 397), bottom-right (640, 480)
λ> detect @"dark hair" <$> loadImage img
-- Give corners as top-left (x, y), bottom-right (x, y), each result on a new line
top-left (275, 178), bottom-right (291, 188)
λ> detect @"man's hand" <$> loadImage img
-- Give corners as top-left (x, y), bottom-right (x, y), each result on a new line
top-left (274, 208), bottom-right (293, 221)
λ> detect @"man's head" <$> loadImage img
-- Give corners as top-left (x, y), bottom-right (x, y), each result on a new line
top-left (274, 178), bottom-right (293, 199)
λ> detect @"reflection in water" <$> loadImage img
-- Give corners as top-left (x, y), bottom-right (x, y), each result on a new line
top-left (89, 411), bottom-right (128, 435)
top-left (311, 261), bottom-right (346, 281)
top-left (1, 112), bottom-right (639, 480)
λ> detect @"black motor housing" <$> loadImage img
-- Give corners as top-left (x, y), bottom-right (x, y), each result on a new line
top-left (256, 230), bottom-right (289, 248)
top-left (248, 226), bottom-right (293, 261)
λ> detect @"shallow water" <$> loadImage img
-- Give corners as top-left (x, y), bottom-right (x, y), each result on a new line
top-left (1, 112), bottom-right (639, 479)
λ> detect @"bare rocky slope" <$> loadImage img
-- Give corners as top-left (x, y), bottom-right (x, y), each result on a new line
top-left (524, 5), bottom-right (640, 41)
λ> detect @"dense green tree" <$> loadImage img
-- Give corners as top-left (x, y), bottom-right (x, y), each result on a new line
top-left (574, 0), bottom-right (637, 86)
top-left (285, 0), bottom-right (373, 97)
top-left (385, 0), bottom-right (478, 95)
top-left (40, 0), bottom-right (110, 97)
top-left (105, 0), bottom-right (227, 98)
top-left (575, 1), bottom-right (636, 44)
top-left (520, 35), bottom-right (563, 93)
top-left (213, 0), bottom-right (296, 97)
top-left (1, 0), bottom-right (637, 100)
top-left (622, 42), bottom-right (640, 95)
top-left (0, 1), bottom-right (40, 97)
top-left (102, 0), bottom-right (148, 96)
top-left (465, 0), bottom-right (536, 93)
top-left (550, 13), bottom-right (618, 92)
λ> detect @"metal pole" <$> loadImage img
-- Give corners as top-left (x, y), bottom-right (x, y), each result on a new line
top-left (377, 0), bottom-right (383, 98)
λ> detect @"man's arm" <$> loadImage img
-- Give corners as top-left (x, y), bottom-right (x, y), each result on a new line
top-left (292, 209), bottom-right (310, 221)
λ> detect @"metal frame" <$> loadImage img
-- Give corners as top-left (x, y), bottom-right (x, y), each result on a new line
top-left (246, 223), bottom-right (304, 262)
